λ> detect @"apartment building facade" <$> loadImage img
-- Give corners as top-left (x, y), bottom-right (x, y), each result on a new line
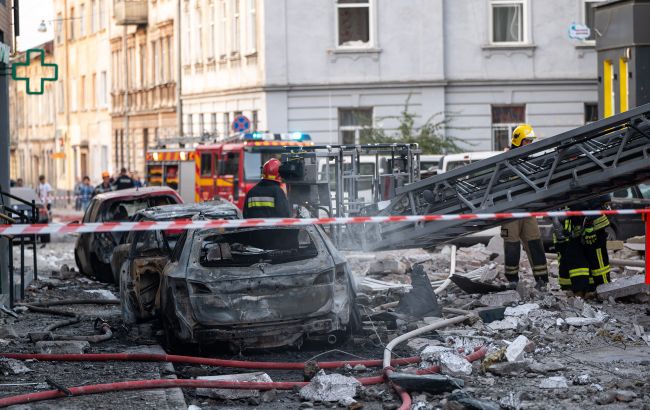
top-left (53, 0), bottom-right (113, 189)
top-left (110, 0), bottom-right (177, 176)
top-left (182, 0), bottom-right (602, 149)
top-left (9, 41), bottom-right (58, 188)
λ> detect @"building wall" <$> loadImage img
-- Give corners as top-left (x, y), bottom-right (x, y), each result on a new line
top-left (443, 0), bottom-right (599, 148)
top-left (54, 0), bottom-right (113, 189)
top-left (110, 0), bottom-right (177, 177)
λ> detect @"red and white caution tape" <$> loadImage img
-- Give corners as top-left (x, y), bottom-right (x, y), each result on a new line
top-left (0, 209), bottom-right (648, 236)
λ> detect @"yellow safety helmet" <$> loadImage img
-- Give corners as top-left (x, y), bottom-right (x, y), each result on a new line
top-left (511, 124), bottom-right (536, 148)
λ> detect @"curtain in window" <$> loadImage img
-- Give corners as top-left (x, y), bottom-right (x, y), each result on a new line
top-left (493, 4), bottom-right (522, 43)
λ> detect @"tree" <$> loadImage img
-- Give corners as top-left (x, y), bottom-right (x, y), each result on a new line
top-left (360, 97), bottom-right (464, 154)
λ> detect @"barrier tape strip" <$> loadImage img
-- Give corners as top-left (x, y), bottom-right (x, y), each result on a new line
top-left (1, 209), bottom-right (649, 236)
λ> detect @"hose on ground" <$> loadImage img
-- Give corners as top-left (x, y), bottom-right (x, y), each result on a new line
top-left (433, 244), bottom-right (457, 295)
top-left (45, 317), bottom-right (81, 332)
top-left (50, 322), bottom-right (113, 343)
top-left (0, 352), bottom-right (420, 370)
top-left (25, 305), bottom-right (78, 317)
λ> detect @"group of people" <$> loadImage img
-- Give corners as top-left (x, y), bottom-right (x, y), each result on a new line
top-left (500, 124), bottom-right (610, 297)
top-left (72, 168), bottom-right (142, 211)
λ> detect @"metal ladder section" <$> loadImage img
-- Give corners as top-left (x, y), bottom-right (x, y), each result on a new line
top-left (365, 103), bottom-right (650, 251)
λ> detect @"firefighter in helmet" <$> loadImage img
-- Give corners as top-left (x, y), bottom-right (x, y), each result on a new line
top-left (501, 124), bottom-right (549, 289)
top-left (243, 158), bottom-right (291, 218)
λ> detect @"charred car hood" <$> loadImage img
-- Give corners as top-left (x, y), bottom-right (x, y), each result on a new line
top-left (182, 252), bottom-right (337, 326)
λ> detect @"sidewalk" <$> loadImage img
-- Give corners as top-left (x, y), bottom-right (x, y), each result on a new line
top-left (51, 208), bottom-right (84, 223)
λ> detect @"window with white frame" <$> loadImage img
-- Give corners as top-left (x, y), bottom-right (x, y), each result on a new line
top-left (339, 108), bottom-right (373, 145)
top-left (195, 7), bottom-right (203, 63)
top-left (57, 81), bottom-right (64, 113)
top-left (70, 78), bottom-right (77, 111)
top-left (139, 44), bottom-right (146, 87)
top-left (490, 1), bottom-right (525, 44)
top-left (151, 41), bottom-right (157, 84)
top-left (79, 3), bottom-right (86, 37)
top-left (219, 0), bottom-right (228, 58)
top-left (247, 0), bottom-right (257, 53)
top-left (208, 1), bottom-right (215, 58)
top-left (183, 10), bottom-right (191, 65)
top-left (491, 105), bottom-right (525, 150)
top-left (337, 0), bottom-right (372, 48)
top-left (583, 1), bottom-right (603, 42)
top-left (232, 0), bottom-right (241, 54)
top-left (99, 71), bottom-right (107, 107)
top-left (223, 112), bottom-right (230, 136)
top-left (91, 0), bottom-right (97, 33)
top-left (166, 37), bottom-right (173, 82)
top-left (56, 13), bottom-right (63, 43)
top-left (99, 0), bottom-right (107, 30)
top-left (199, 114), bottom-right (205, 134)
top-left (160, 38), bottom-right (167, 82)
top-left (211, 113), bottom-right (218, 134)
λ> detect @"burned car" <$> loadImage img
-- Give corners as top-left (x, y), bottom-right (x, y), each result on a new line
top-left (117, 201), bottom-right (241, 324)
top-left (159, 224), bottom-right (360, 350)
top-left (75, 187), bottom-right (183, 283)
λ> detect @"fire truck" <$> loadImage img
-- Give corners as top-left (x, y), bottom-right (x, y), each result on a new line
top-left (145, 148), bottom-right (197, 203)
top-left (194, 132), bottom-right (313, 207)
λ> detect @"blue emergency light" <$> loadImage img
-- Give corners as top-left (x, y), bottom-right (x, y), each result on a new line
top-left (244, 132), bottom-right (312, 142)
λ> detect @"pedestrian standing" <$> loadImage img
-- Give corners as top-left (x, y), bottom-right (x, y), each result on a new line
top-left (93, 171), bottom-right (114, 197)
top-left (131, 171), bottom-right (143, 188)
top-left (73, 178), bottom-right (82, 210)
top-left (79, 176), bottom-right (94, 211)
top-left (501, 125), bottom-right (549, 290)
top-left (37, 175), bottom-right (53, 212)
top-left (114, 168), bottom-right (135, 190)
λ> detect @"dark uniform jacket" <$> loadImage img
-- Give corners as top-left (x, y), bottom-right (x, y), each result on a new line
top-left (243, 179), bottom-right (291, 218)
top-left (114, 175), bottom-right (135, 190)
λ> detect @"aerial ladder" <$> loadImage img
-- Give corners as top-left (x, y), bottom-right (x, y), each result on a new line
top-left (280, 103), bottom-right (650, 251)
top-left (364, 103), bottom-right (650, 251)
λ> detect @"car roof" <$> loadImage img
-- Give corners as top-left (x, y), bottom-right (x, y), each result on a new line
top-left (93, 186), bottom-right (181, 201)
top-left (135, 201), bottom-right (241, 221)
top-left (9, 187), bottom-right (41, 204)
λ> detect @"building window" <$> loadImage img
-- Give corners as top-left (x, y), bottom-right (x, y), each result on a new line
top-left (99, 0), bottom-right (107, 30)
top-left (195, 7), bottom-right (203, 63)
top-left (70, 78), bottom-right (77, 111)
top-left (219, 0), bottom-right (227, 58)
top-left (339, 108), bottom-right (373, 145)
top-left (92, 73), bottom-right (96, 108)
top-left (56, 13), bottom-right (63, 43)
top-left (91, 0), bottom-right (97, 33)
top-left (69, 7), bottom-right (75, 40)
top-left (211, 113), bottom-right (218, 134)
top-left (490, 1), bottom-right (525, 44)
top-left (57, 81), bottom-right (64, 113)
top-left (337, 0), bottom-right (372, 47)
top-left (158, 39), bottom-right (164, 82)
top-left (583, 1), bottom-right (602, 42)
top-left (232, 0), bottom-right (241, 54)
top-left (166, 37), bottom-right (173, 82)
top-left (491, 105), bottom-right (526, 150)
top-left (252, 110), bottom-right (258, 131)
top-left (223, 112), bottom-right (230, 136)
top-left (183, 10), bottom-right (191, 65)
top-left (139, 44), bottom-right (146, 87)
top-left (247, 0), bottom-right (257, 52)
top-left (199, 113), bottom-right (205, 134)
top-left (186, 114), bottom-right (193, 136)
top-left (584, 103), bottom-right (598, 124)
top-left (81, 75), bottom-right (86, 110)
top-left (208, 1), bottom-right (215, 58)
top-left (79, 3), bottom-right (86, 37)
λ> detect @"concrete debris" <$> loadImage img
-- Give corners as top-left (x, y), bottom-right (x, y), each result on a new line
top-left (196, 372), bottom-right (273, 399)
top-left (352, 364), bottom-right (367, 372)
top-left (338, 396), bottom-right (358, 407)
top-left (499, 392), bottom-right (522, 410)
top-left (83, 289), bottom-right (119, 300)
top-left (504, 303), bottom-right (539, 317)
top-left (479, 290), bottom-right (521, 307)
top-left (0, 358), bottom-right (32, 375)
top-left (539, 376), bottom-right (569, 389)
top-left (597, 275), bottom-right (649, 300)
top-left (595, 391), bottom-right (617, 405)
top-left (395, 264), bottom-right (442, 318)
top-left (528, 361), bottom-right (566, 374)
top-left (615, 390), bottom-right (637, 402)
top-left (299, 370), bottom-right (360, 403)
top-left (564, 317), bottom-right (602, 327)
top-left (574, 374), bottom-right (592, 385)
top-left (187, 405), bottom-right (202, 410)
top-left (487, 361), bottom-right (530, 376)
top-left (486, 316), bottom-right (520, 331)
top-left (439, 351), bottom-right (473, 377)
top-left (387, 372), bottom-right (463, 394)
top-left (505, 335), bottom-right (530, 362)
top-left (0, 325), bottom-right (18, 339)
top-left (407, 337), bottom-right (440, 353)
top-left (475, 306), bottom-right (506, 323)
top-left (367, 259), bottom-right (407, 276)
top-left (420, 345), bottom-right (453, 363)
top-left (35, 340), bottom-right (90, 354)
top-left (447, 390), bottom-right (500, 410)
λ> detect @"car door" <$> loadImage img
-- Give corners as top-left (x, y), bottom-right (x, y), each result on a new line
top-left (609, 185), bottom-right (650, 239)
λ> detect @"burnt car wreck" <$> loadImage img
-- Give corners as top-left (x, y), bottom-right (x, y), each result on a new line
top-left (118, 203), bottom-right (360, 350)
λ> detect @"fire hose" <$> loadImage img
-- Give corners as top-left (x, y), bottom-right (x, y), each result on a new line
top-left (0, 343), bottom-right (487, 408)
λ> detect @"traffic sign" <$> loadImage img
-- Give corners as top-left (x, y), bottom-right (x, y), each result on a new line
top-left (232, 115), bottom-right (251, 133)
top-left (569, 23), bottom-right (591, 41)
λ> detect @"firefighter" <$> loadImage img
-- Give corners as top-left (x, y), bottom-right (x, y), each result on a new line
top-left (501, 124), bottom-right (549, 289)
top-left (243, 158), bottom-right (291, 218)
top-left (582, 196), bottom-right (612, 290)
top-left (553, 214), bottom-right (591, 297)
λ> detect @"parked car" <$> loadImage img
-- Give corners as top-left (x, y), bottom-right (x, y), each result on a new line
top-left (539, 183), bottom-right (650, 249)
top-left (157, 224), bottom-right (360, 351)
top-left (8, 187), bottom-right (50, 243)
top-left (74, 187), bottom-right (183, 283)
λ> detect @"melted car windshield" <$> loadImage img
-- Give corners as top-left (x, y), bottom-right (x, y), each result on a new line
top-left (199, 228), bottom-right (318, 267)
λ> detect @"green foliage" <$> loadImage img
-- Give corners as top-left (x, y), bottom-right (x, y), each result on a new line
top-left (360, 97), bottom-right (464, 154)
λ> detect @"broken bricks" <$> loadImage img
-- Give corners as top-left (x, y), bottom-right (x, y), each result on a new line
top-left (479, 290), bottom-right (521, 307)
top-left (597, 275), bottom-right (649, 301)
top-left (299, 370), bottom-right (360, 403)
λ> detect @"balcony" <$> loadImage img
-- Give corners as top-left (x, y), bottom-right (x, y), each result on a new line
top-left (114, 0), bottom-right (148, 26)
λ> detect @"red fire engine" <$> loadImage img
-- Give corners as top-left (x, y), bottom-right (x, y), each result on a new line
top-left (145, 149), bottom-right (197, 203)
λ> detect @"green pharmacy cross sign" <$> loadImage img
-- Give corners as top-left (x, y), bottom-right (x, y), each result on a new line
top-left (11, 49), bottom-right (59, 95)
